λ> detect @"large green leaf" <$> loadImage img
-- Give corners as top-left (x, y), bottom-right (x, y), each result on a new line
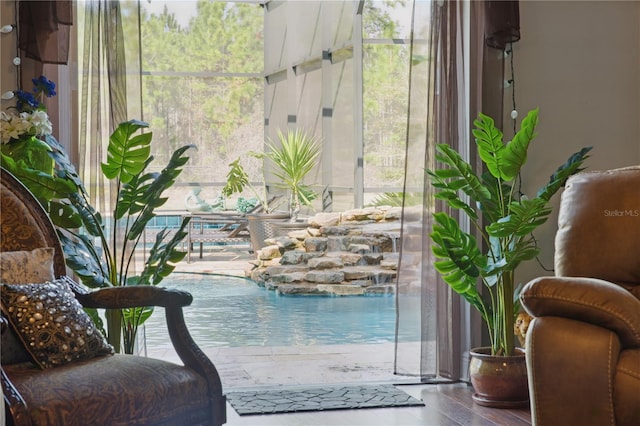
top-left (472, 113), bottom-right (506, 180)
top-left (127, 145), bottom-right (193, 239)
top-left (537, 146), bottom-right (593, 201)
top-left (115, 157), bottom-right (154, 219)
top-left (1, 154), bottom-right (75, 202)
top-left (57, 232), bottom-right (111, 288)
top-left (431, 212), bottom-right (488, 320)
top-left (477, 172), bottom-right (511, 223)
top-left (486, 197), bottom-right (551, 238)
top-left (427, 144), bottom-right (492, 221)
top-left (222, 157), bottom-right (250, 197)
top-left (137, 218), bottom-right (190, 285)
top-left (47, 200), bottom-right (82, 229)
top-left (100, 120), bottom-right (152, 184)
top-left (500, 108), bottom-right (539, 180)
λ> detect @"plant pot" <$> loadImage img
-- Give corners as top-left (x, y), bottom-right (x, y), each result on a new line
top-left (247, 212), bottom-right (290, 251)
top-left (469, 347), bottom-right (529, 408)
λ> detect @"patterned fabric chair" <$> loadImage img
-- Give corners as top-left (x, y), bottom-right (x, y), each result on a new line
top-left (0, 168), bottom-right (226, 426)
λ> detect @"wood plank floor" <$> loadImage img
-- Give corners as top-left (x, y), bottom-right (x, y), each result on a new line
top-left (225, 382), bottom-right (531, 425)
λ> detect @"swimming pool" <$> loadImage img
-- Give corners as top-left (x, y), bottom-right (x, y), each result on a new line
top-left (143, 272), bottom-right (418, 349)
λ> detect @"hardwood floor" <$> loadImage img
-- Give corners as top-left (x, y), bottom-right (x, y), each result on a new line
top-left (225, 382), bottom-right (532, 425)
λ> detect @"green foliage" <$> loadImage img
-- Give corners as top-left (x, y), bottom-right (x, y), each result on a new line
top-left (266, 129), bottom-right (321, 209)
top-left (223, 129), bottom-right (321, 220)
top-left (428, 109), bottom-right (592, 356)
top-left (3, 121), bottom-right (194, 354)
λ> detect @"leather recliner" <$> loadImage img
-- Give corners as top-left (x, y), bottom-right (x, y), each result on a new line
top-left (520, 165), bottom-right (640, 426)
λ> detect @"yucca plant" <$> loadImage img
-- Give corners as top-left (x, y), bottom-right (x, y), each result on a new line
top-left (266, 129), bottom-right (321, 222)
top-left (223, 128), bottom-right (321, 222)
top-left (2, 120), bottom-right (193, 354)
top-left (427, 108), bottom-right (591, 356)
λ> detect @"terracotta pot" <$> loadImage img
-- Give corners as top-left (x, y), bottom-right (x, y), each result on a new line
top-left (469, 347), bottom-right (529, 408)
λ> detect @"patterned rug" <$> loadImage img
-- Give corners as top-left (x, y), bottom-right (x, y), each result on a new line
top-left (226, 384), bottom-right (424, 415)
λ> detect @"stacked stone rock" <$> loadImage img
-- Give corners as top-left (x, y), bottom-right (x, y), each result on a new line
top-left (248, 207), bottom-right (402, 296)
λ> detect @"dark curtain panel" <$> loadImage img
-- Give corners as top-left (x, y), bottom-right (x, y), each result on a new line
top-left (484, 0), bottom-right (520, 49)
top-left (19, 0), bottom-right (73, 64)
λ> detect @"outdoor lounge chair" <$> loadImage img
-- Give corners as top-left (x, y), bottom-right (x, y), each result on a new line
top-left (186, 210), bottom-right (252, 262)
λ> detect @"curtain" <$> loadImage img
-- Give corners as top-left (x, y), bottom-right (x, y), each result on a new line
top-left (19, 0), bottom-right (73, 64)
top-left (77, 0), bottom-right (142, 213)
top-left (395, 0), bottom-right (485, 381)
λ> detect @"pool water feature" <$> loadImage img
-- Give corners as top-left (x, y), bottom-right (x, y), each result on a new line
top-left (143, 272), bottom-right (416, 349)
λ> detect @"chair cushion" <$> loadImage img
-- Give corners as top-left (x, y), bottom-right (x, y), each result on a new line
top-left (555, 166), bottom-right (640, 285)
top-left (0, 278), bottom-right (114, 368)
top-left (4, 354), bottom-right (212, 426)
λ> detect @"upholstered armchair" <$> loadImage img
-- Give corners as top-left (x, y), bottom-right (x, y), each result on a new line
top-left (1, 168), bottom-right (226, 425)
top-left (520, 166), bottom-right (640, 426)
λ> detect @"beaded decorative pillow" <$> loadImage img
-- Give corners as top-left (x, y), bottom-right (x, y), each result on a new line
top-left (0, 247), bottom-right (55, 284)
top-left (0, 277), bottom-right (114, 369)
top-left (0, 247), bottom-right (56, 364)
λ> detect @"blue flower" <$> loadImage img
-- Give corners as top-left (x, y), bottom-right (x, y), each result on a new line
top-left (32, 76), bottom-right (56, 98)
top-left (15, 90), bottom-right (40, 112)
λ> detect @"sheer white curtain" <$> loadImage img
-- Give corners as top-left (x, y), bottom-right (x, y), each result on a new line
top-left (77, 0), bottom-right (142, 211)
top-left (395, 0), bottom-right (485, 381)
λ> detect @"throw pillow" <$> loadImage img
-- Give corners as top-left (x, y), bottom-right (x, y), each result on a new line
top-left (0, 277), bottom-right (114, 369)
top-left (0, 247), bottom-right (55, 284)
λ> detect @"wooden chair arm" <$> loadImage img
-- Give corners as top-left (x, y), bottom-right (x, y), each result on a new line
top-left (67, 277), bottom-right (224, 417)
top-left (72, 283), bottom-right (193, 310)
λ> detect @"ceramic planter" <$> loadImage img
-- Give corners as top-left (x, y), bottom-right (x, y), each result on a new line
top-left (469, 347), bottom-right (529, 408)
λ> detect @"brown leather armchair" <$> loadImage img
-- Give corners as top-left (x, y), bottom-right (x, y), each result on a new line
top-left (1, 168), bottom-right (226, 425)
top-left (520, 166), bottom-right (640, 426)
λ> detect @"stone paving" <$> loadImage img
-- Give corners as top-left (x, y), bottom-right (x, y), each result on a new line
top-left (226, 384), bottom-right (424, 415)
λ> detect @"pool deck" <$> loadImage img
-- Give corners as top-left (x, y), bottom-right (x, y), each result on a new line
top-left (145, 244), bottom-right (417, 390)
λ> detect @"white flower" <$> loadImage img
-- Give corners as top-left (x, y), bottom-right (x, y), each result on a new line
top-left (0, 110), bottom-right (52, 145)
top-left (27, 110), bottom-right (52, 136)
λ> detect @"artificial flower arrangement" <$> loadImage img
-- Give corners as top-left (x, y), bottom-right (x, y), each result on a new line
top-left (1, 75), bottom-right (56, 144)
top-left (1, 76), bottom-right (57, 173)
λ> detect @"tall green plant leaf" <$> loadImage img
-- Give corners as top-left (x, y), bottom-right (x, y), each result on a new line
top-left (137, 218), bottom-right (190, 285)
top-left (58, 232), bottom-right (111, 287)
top-left (127, 145), bottom-right (193, 239)
top-left (472, 113), bottom-right (506, 180)
top-left (428, 144), bottom-right (492, 221)
top-left (115, 158), bottom-right (154, 219)
top-left (101, 120), bottom-right (152, 183)
top-left (536, 146), bottom-right (592, 201)
top-left (486, 197), bottom-right (551, 238)
top-left (500, 108), bottom-right (539, 180)
top-left (431, 212), bottom-right (488, 321)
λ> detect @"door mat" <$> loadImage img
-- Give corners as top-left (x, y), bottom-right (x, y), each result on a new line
top-left (226, 384), bottom-right (424, 415)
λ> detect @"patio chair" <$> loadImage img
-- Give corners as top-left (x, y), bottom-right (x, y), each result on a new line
top-left (0, 168), bottom-right (226, 426)
top-left (186, 210), bottom-right (252, 262)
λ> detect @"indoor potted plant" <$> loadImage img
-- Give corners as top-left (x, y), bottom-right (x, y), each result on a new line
top-left (2, 119), bottom-right (193, 354)
top-left (427, 108), bottom-right (591, 407)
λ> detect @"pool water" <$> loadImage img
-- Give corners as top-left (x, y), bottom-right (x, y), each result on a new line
top-left (143, 272), bottom-right (414, 349)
